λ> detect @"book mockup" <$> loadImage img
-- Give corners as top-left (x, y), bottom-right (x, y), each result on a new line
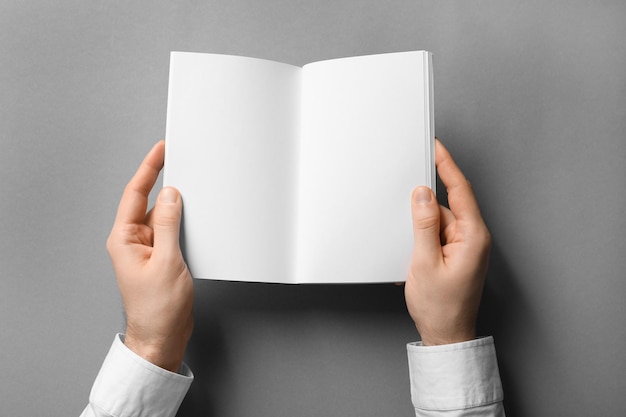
top-left (164, 50), bottom-right (435, 284)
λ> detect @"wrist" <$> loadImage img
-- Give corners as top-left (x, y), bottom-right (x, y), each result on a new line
top-left (418, 327), bottom-right (476, 347)
top-left (123, 334), bottom-right (187, 373)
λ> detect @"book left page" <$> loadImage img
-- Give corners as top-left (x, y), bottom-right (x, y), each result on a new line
top-left (164, 52), bottom-right (301, 283)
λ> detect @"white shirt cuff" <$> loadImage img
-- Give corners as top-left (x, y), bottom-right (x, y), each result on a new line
top-left (407, 336), bottom-right (503, 412)
top-left (88, 334), bottom-right (193, 417)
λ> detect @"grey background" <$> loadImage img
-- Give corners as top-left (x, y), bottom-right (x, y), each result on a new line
top-left (1, 1), bottom-right (624, 416)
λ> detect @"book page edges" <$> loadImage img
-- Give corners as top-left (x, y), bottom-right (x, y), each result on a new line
top-left (425, 52), bottom-right (436, 192)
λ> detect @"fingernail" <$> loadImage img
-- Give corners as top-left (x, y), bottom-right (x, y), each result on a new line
top-left (159, 187), bottom-right (178, 203)
top-left (413, 187), bottom-right (432, 204)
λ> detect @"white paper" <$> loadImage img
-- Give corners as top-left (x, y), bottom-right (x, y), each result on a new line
top-left (164, 51), bottom-right (434, 284)
top-left (295, 51), bottom-right (433, 283)
top-left (164, 52), bottom-right (301, 283)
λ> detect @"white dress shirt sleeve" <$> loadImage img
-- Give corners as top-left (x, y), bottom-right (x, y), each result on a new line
top-left (81, 334), bottom-right (503, 417)
top-left (407, 336), bottom-right (505, 417)
top-left (79, 334), bottom-right (193, 417)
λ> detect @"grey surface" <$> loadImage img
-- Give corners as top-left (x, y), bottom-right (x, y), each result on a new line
top-left (1, 1), bottom-right (625, 416)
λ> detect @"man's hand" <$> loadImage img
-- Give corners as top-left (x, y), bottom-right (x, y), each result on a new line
top-left (406, 140), bottom-right (491, 346)
top-left (106, 140), bottom-right (194, 372)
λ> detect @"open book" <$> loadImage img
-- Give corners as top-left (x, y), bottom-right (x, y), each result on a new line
top-left (163, 51), bottom-right (435, 284)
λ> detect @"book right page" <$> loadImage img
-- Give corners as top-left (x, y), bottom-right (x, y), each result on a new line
top-left (295, 51), bottom-right (434, 284)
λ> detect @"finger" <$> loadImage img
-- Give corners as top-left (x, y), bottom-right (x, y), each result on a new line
top-left (439, 205), bottom-right (455, 231)
top-left (438, 206), bottom-right (458, 248)
top-left (144, 207), bottom-right (155, 229)
top-left (114, 141), bottom-right (165, 226)
top-left (435, 140), bottom-right (483, 223)
top-left (410, 186), bottom-right (443, 263)
top-left (151, 186), bottom-right (183, 258)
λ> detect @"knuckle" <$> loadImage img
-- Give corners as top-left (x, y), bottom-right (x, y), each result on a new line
top-left (413, 213), bottom-right (439, 231)
top-left (462, 223), bottom-right (491, 251)
top-left (472, 225), bottom-right (492, 251)
top-left (483, 228), bottom-right (492, 249)
top-left (154, 206), bottom-right (180, 227)
top-left (106, 232), bottom-right (117, 254)
top-left (153, 212), bottom-right (178, 228)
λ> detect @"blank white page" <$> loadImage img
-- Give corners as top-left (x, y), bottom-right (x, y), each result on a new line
top-left (295, 51), bottom-right (434, 283)
top-left (164, 52), bottom-right (301, 283)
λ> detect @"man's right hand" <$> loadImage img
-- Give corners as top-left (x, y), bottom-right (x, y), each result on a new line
top-left (405, 139), bottom-right (491, 346)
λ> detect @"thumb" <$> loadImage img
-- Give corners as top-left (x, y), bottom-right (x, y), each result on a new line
top-left (152, 187), bottom-right (183, 257)
top-left (410, 186), bottom-right (442, 263)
